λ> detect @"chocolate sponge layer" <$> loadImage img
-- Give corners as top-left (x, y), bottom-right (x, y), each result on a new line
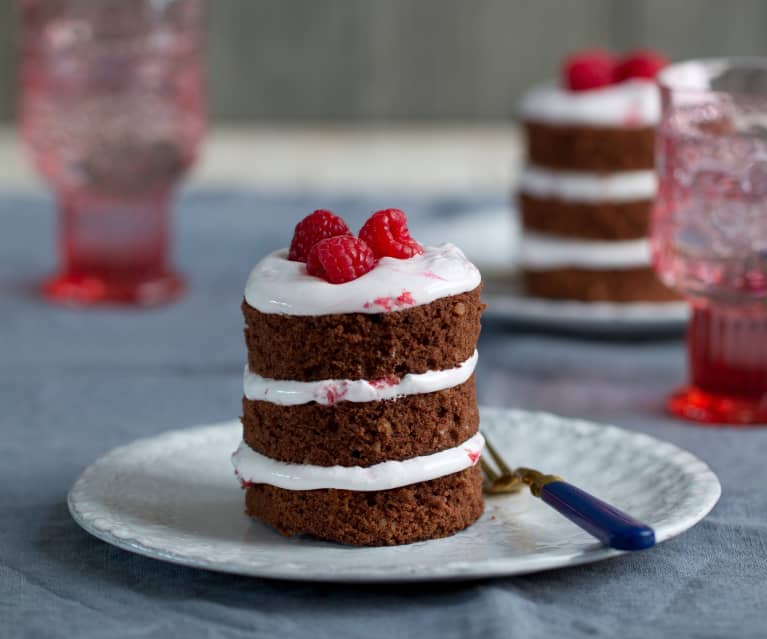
top-left (523, 266), bottom-right (678, 302)
top-left (242, 376), bottom-right (478, 467)
top-left (243, 286), bottom-right (484, 381)
top-left (525, 122), bottom-right (655, 171)
top-left (244, 465), bottom-right (484, 546)
top-left (519, 193), bottom-right (652, 240)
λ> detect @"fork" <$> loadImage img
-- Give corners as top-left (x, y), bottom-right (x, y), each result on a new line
top-left (481, 435), bottom-right (656, 551)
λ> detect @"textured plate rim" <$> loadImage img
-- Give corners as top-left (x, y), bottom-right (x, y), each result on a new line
top-left (68, 407), bottom-right (722, 583)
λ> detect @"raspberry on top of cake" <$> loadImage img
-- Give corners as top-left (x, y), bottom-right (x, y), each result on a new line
top-left (244, 208), bottom-right (481, 317)
top-left (520, 48), bottom-right (669, 173)
top-left (233, 208), bottom-right (486, 546)
top-left (520, 49), bottom-right (669, 129)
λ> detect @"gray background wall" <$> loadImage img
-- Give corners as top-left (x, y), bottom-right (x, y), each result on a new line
top-left (2, 0), bottom-right (767, 122)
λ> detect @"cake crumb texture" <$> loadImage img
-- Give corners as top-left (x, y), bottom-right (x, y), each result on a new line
top-left (243, 286), bottom-right (484, 381)
top-left (242, 376), bottom-right (478, 466)
top-left (245, 466), bottom-right (484, 546)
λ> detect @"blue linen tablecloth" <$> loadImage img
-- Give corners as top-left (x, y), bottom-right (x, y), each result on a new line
top-left (1, 190), bottom-right (766, 639)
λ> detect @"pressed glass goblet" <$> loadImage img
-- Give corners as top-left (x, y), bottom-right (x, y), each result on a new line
top-left (653, 59), bottom-right (767, 424)
top-left (19, 0), bottom-right (206, 306)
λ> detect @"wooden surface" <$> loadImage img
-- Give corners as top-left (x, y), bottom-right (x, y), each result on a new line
top-left (3, 1), bottom-right (767, 122)
top-left (0, 124), bottom-right (520, 194)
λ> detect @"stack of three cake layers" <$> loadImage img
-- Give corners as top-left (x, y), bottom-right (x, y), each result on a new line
top-left (517, 79), bottom-right (677, 302)
top-left (232, 244), bottom-right (486, 546)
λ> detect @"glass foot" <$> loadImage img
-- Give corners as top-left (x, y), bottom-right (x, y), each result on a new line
top-left (668, 385), bottom-right (767, 425)
top-left (42, 270), bottom-right (185, 307)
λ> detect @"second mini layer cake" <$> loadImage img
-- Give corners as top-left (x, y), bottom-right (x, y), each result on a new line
top-left (234, 243), bottom-right (486, 546)
top-left (517, 75), bottom-right (676, 302)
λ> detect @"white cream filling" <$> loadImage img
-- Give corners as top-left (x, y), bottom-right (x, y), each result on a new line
top-left (244, 350), bottom-right (478, 406)
top-left (244, 243), bottom-right (481, 316)
top-left (231, 432), bottom-right (485, 492)
top-left (521, 232), bottom-right (650, 269)
top-left (519, 166), bottom-right (657, 203)
top-left (519, 80), bottom-right (660, 127)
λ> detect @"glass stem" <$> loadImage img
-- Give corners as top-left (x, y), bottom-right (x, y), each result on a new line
top-left (689, 303), bottom-right (767, 398)
top-left (58, 188), bottom-right (172, 282)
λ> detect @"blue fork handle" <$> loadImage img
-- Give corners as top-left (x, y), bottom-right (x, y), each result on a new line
top-left (539, 481), bottom-right (655, 551)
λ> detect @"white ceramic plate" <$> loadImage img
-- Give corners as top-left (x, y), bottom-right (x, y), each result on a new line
top-left (68, 408), bottom-right (720, 583)
top-left (482, 273), bottom-right (689, 335)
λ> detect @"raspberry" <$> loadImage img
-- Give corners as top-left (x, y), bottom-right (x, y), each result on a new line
top-left (562, 49), bottom-right (616, 92)
top-left (288, 209), bottom-right (350, 262)
top-left (359, 209), bottom-right (424, 259)
top-left (614, 49), bottom-right (668, 82)
top-left (306, 235), bottom-right (377, 284)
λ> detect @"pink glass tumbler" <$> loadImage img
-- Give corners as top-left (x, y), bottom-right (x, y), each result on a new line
top-left (19, 0), bottom-right (206, 306)
top-left (653, 59), bottom-right (767, 424)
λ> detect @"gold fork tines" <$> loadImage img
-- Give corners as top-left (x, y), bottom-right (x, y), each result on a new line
top-left (481, 435), bottom-right (562, 496)
top-left (481, 458), bottom-right (523, 494)
top-left (481, 437), bottom-right (523, 494)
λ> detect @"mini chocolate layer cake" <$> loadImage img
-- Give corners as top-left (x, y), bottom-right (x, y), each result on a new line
top-left (233, 232), bottom-right (486, 547)
top-left (515, 57), bottom-right (675, 304)
top-left (525, 122), bottom-right (655, 172)
top-left (523, 267), bottom-right (678, 302)
top-left (519, 194), bottom-right (651, 240)
top-left (245, 466), bottom-right (484, 547)
top-left (243, 286), bottom-right (483, 381)
top-left (243, 376), bottom-right (478, 467)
